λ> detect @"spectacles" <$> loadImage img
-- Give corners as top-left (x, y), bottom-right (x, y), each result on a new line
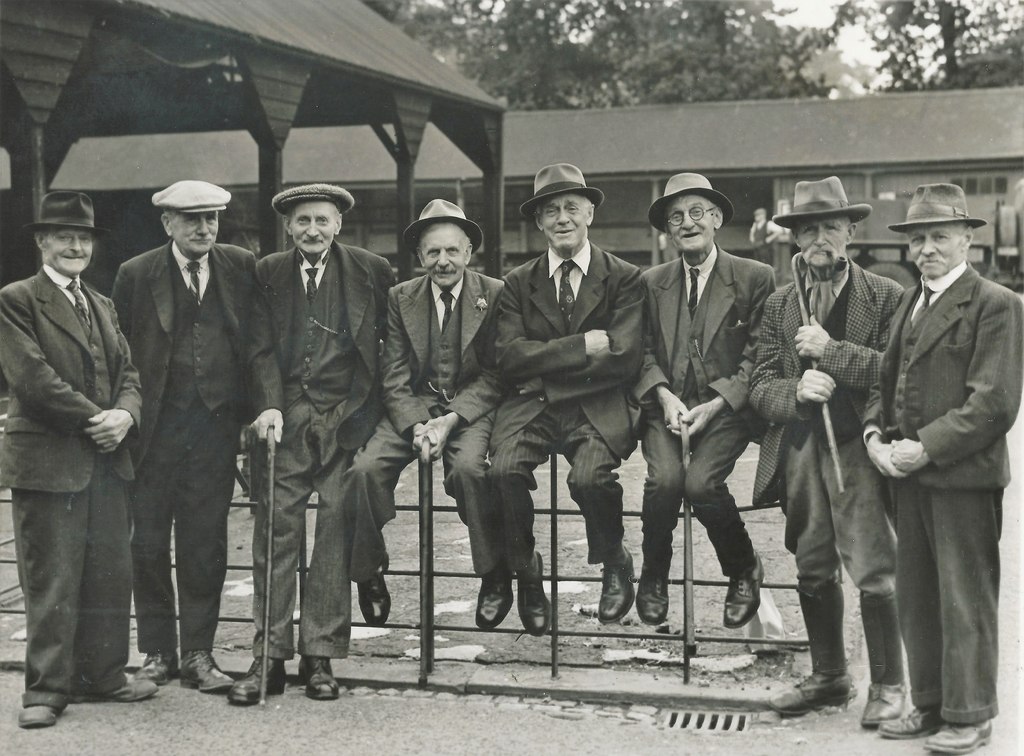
top-left (666, 206), bottom-right (716, 227)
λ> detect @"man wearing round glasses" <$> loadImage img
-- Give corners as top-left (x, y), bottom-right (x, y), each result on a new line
top-left (633, 173), bottom-right (775, 630)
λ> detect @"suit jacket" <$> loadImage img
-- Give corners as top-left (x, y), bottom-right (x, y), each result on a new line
top-left (249, 242), bottom-right (395, 451)
top-left (750, 263), bottom-right (904, 505)
top-left (634, 248), bottom-right (775, 425)
top-left (864, 265), bottom-right (1023, 490)
top-left (381, 269), bottom-right (505, 434)
top-left (0, 268), bottom-right (142, 492)
top-left (490, 244), bottom-right (643, 459)
top-left (111, 241), bottom-right (257, 465)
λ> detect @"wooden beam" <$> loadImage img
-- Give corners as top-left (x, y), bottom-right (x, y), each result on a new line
top-left (242, 48), bottom-right (310, 150)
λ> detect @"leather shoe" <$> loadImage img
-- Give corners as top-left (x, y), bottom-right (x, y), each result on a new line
top-left (635, 566), bottom-right (669, 626)
top-left (18, 705), bottom-right (59, 729)
top-left (134, 651), bottom-right (178, 686)
top-left (723, 553), bottom-right (763, 629)
top-left (878, 706), bottom-right (944, 740)
top-left (598, 546), bottom-right (635, 624)
top-left (516, 551), bottom-right (550, 636)
top-left (861, 682), bottom-right (906, 728)
top-left (71, 678), bottom-right (159, 703)
top-left (227, 658), bottom-right (286, 706)
top-left (768, 671), bottom-right (854, 716)
top-left (924, 721), bottom-right (992, 754)
top-left (180, 649), bottom-right (233, 694)
top-left (299, 655), bottom-right (339, 700)
top-left (476, 567), bottom-right (513, 629)
top-left (357, 563), bottom-right (391, 627)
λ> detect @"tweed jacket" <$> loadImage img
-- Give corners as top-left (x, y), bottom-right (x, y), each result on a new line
top-left (634, 249), bottom-right (775, 424)
top-left (249, 242), bottom-right (395, 451)
top-left (111, 241), bottom-right (257, 465)
top-left (0, 268), bottom-right (142, 492)
top-left (864, 265), bottom-right (1023, 490)
top-left (489, 244), bottom-right (643, 460)
top-left (381, 269), bottom-right (505, 434)
top-left (750, 263), bottom-right (904, 505)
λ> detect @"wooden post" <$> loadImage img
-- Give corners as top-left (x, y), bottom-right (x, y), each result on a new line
top-left (258, 141), bottom-right (284, 256)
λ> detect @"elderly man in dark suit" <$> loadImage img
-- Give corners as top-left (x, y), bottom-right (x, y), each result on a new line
top-left (0, 192), bottom-right (156, 729)
top-left (112, 181), bottom-right (256, 693)
top-left (865, 185), bottom-right (1023, 754)
top-left (750, 177), bottom-right (905, 726)
top-left (487, 163), bottom-right (643, 635)
top-left (340, 200), bottom-right (509, 629)
top-left (633, 173), bottom-right (775, 628)
top-left (229, 184), bottom-right (394, 705)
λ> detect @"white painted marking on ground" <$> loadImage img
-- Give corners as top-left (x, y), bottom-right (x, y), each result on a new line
top-left (565, 538), bottom-right (589, 547)
top-left (351, 627), bottom-right (391, 640)
top-left (404, 645), bottom-right (485, 661)
top-left (548, 580), bottom-right (589, 594)
top-left (10, 628), bottom-right (26, 642)
top-left (223, 577), bottom-right (254, 597)
top-left (433, 600), bottom-right (474, 615)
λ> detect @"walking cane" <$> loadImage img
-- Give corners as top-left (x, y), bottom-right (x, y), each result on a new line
top-left (790, 255), bottom-right (845, 493)
top-left (418, 440), bottom-right (435, 687)
top-left (679, 421), bottom-right (696, 683)
top-left (259, 426), bottom-right (276, 706)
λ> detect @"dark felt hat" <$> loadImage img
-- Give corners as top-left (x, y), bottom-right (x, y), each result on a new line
top-left (403, 199), bottom-right (483, 253)
top-left (24, 191), bottom-right (107, 233)
top-left (519, 163), bottom-right (604, 218)
top-left (888, 183), bottom-right (987, 232)
top-left (772, 176), bottom-right (872, 229)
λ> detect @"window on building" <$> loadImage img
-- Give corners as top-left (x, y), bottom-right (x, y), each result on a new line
top-left (950, 174), bottom-right (1010, 195)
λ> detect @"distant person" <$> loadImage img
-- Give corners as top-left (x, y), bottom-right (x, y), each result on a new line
top-left (748, 207), bottom-right (783, 266)
top-left (0, 192), bottom-right (155, 729)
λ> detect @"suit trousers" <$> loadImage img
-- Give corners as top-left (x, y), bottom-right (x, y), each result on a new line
top-left (488, 402), bottom-right (624, 571)
top-left (783, 433), bottom-right (896, 597)
top-left (12, 458), bottom-right (132, 709)
top-left (343, 411), bottom-right (500, 582)
top-left (893, 478), bottom-right (1000, 724)
top-left (130, 399), bottom-right (237, 654)
top-left (639, 408), bottom-right (756, 577)
top-left (250, 396), bottom-right (355, 660)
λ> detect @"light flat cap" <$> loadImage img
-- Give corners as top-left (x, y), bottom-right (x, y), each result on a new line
top-left (272, 183), bottom-right (355, 215)
top-left (152, 180), bottom-right (231, 212)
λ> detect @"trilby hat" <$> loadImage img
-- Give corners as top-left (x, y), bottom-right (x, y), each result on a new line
top-left (773, 176), bottom-right (872, 229)
top-left (272, 183), bottom-right (355, 215)
top-left (152, 180), bottom-right (231, 212)
top-left (888, 183), bottom-right (987, 232)
top-left (24, 191), bottom-right (107, 233)
top-left (648, 173), bottom-right (734, 231)
top-left (519, 163), bottom-right (604, 218)
top-left (403, 199), bottom-right (482, 254)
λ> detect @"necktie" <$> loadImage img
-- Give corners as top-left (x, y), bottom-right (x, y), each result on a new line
top-left (186, 260), bottom-right (202, 304)
top-left (440, 289), bottom-right (454, 332)
top-left (67, 278), bottom-right (90, 331)
top-left (687, 267), bottom-right (699, 317)
top-left (305, 267), bottom-right (318, 304)
top-left (913, 286), bottom-right (933, 323)
top-left (558, 259), bottom-right (577, 329)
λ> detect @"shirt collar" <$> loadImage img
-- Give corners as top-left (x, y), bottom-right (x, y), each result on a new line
top-left (682, 245), bottom-right (718, 277)
top-left (922, 261), bottom-right (967, 293)
top-left (300, 249), bottom-right (329, 271)
top-left (171, 242), bottom-right (208, 270)
top-left (42, 264), bottom-right (76, 290)
top-left (431, 276), bottom-right (464, 303)
top-left (547, 241), bottom-right (592, 278)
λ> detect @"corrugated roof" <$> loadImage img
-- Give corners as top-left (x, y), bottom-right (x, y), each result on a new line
top-left (113, 0), bottom-right (501, 109)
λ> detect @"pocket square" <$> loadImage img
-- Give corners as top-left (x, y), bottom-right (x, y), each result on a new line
top-left (734, 319), bottom-right (747, 327)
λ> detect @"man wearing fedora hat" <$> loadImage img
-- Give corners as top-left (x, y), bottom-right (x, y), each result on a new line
top-left (231, 184), bottom-right (394, 704)
top-left (111, 180), bottom-right (257, 694)
top-left (750, 176), bottom-right (906, 725)
top-left (0, 191), bottom-right (156, 728)
top-left (339, 199), bottom-right (509, 629)
top-left (488, 163), bottom-right (643, 634)
top-left (863, 184), bottom-right (1022, 753)
top-left (633, 173), bottom-right (775, 629)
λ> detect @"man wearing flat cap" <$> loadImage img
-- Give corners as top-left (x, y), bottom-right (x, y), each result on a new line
top-left (864, 184), bottom-right (1022, 754)
top-left (231, 183), bottom-right (394, 704)
top-left (633, 173), bottom-right (775, 629)
top-left (0, 192), bottom-right (155, 729)
top-left (111, 180), bottom-right (257, 694)
top-left (750, 177), bottom-right (906, 725)
top-left (487, 163), bottom-right (643, 635)
top-left (340, 199), bottom-right (510, 629)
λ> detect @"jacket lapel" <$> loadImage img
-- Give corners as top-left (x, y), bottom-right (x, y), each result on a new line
top-left (843, 264), bottom-right (874, 347)
top-left (400, 275), bottom-right (432, 370)
top-left (571, 245), bottom-right (610, 332)
top-left (460, 270), bottom-right (487, 357)
top-left (337, 244), bottom-right (373, 366)
top-left (35, 271), bottom-right (90, 352)
top-left (703, 249), bottom-right (736, 349)
top-left (268, 249), bottom-right (298, 335)
top-left (907, 266), bottom-right (976, 365)
top-left (85, 284), bottom-right (121, 380)
top-left (527, 255), bottom-right (565, 335)
top-left (147, 242), bottom-right (175, 335)
top-left (653, 258), bottom-right (685, 365)
top-left (208, 245), bottom-right (240, 336)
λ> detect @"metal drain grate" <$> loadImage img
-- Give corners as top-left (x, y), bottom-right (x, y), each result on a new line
top-left (662, 710), bottom-right (749, 733)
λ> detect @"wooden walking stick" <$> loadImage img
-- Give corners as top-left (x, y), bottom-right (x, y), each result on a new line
top-left (417, 439), bottom-right (435, 687)
top-left (790, 255), bottom-right (845, 493)
top-left (259, 427), bottom-right (276, 706)
top-left (679, 422), bottom-right (695, 683)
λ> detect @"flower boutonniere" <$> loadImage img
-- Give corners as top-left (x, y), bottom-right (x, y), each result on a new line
top-left (474, 296), bottom-right (488, 313)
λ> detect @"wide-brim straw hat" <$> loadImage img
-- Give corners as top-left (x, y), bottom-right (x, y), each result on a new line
top-left (773, 176), bottom-right (872, 229)
top-left (519, 163), bottom-right (604, 218)
top-left (648, 172), bottom-right (734, 232)
top-left (888, 183), bottom-right (987, 232)
top-left (403, 199), bottom-right (483, 253)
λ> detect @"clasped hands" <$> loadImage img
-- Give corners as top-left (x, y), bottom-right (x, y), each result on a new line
top-left (656, 386), bottom-right (724, 438)
top-left (85, 408), bottom-right (133, 454)
top-left (413, 413), bottom-right (459, 461)
top-left (866, 434), bottom-right (929, 478)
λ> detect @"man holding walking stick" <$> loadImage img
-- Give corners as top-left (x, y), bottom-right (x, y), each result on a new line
top-left (750, 177), bottom-right (906, 726)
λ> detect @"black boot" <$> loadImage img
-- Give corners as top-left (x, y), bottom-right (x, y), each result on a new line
top-left (860, 592), bottom-right (906, 727)
top-left (769, 582), bottom-right (854, 716)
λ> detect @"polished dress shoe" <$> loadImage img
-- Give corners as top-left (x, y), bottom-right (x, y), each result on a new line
top-left (878, 706), bottom-right (944, 740)
top-left (516, 551), bottom-right (550, 636)
top-left (924, 721), bottom-right (992, 754)
top-left (598, 546), bottom-right (635, 624)
top-left (299, 655), bottom-right (339, 700)
top-left (134, 651), bottom-right (179, 685)
top-left (357, 565), bottom-right (391, 626)
top-left (860, 682), bottom-right (906, 728)
top-left (768, 671), bottom-right (854, 716)
top-left (180, 649), bottom-right (233, 694)
top-left (635, 567), bottom-right (669, 626)
top-left (723, 553), bottom-right (763, 628)
top-left (476, 567), bottom-right (514, 629)
top-left (227, 658), bottom-right (286, 706)
top-left (18, 705), bottom-right (59, 729)
top-left (72, 678), bottom-right (159, 703)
